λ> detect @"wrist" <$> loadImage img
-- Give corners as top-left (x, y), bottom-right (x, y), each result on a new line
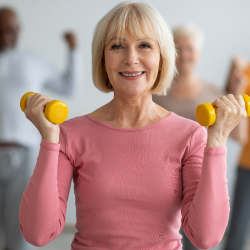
top-left (206, 134), bottom-right (227, 147)
top-left (41, 126), bottom-right (60, 144)
top-left (42, 136), bottom-right (59, 144)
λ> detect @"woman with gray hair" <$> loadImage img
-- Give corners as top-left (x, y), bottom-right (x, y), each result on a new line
top-left (153, 23), bottom-right (225, 122)
top-left (153, 23), bottom-right (249, 250)
top-left (19, 2), bottom-right (246, 250)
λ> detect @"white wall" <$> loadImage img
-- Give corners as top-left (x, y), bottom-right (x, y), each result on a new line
top-left (2, 0), bottom-right (249, 224)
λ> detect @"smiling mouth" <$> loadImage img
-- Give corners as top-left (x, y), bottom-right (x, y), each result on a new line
top-left (120, 71), bottom-right (145, 77)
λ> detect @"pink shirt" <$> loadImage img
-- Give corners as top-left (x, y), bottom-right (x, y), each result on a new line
top-left (19, 112), bottom-right (229, 250)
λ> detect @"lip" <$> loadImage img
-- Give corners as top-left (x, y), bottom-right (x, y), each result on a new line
top-left (119, 71), bottom-right (145, 80)
top-left (120, 71), bottom-right (144, 74)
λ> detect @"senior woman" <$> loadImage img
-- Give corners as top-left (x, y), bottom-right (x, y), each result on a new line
top-left (19, 2), bottom-right (246, 250)
top-left (153, 24), bottom-right (249, 250)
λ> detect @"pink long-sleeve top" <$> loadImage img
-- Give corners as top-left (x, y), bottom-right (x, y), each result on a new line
top-left (19, 112), bottom-right (230, 250)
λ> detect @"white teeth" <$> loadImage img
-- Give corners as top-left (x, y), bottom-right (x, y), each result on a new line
top-left (121, 72), bottom-right (143, 77)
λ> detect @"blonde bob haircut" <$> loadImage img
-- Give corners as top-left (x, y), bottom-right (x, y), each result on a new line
top-left (92, 1), bottom-right (177, 96)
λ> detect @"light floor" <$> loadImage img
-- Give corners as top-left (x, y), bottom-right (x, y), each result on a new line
top-left (31, 229), bottom-right (250, 250)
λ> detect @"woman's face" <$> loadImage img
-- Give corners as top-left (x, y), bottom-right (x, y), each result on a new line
top-left (104, 33), bottom-right (161, 97)
top-left (174, 35), bottom-right (201, 75)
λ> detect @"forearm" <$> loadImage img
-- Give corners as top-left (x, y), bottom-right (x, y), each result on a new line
top-left (19, 141), bottom-right (64, 247)
top-left (182, 147), bottom-right (229, 249)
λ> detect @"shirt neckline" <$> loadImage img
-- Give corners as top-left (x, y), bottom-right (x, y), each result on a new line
top-left (85, 112), bottom-right (173, 132)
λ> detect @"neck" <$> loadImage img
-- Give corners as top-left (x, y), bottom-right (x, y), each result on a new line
top-left (103, 91), bottom-right (164, 127)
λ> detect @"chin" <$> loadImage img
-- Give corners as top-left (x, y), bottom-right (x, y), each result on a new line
top-left (122, 86), bottom-right (150, 97)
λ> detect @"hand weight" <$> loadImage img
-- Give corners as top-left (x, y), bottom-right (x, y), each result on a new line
top-left (20, 92), bottom-right (68, 124)
top-left (196, 94), bottom-right (250, 126)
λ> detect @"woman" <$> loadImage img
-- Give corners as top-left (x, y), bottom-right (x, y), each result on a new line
top-left (19, 2), bottom-right (246, 250)
top-left (153, 24), bottom-right (249, 250)
top-left (152, 23), bottom-right (227, 122)
top-left (223, 56), bottom-right (250, 250)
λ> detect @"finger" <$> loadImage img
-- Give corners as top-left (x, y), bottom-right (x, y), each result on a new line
top-left (234, 95), bottom-right (247, 117)
top-left (224, 94), bottom-right (240, 107)
top-left (211, 94), bottom-right (234, 108)
top-left (219, 94), bottom-right (238, 110)
top-left (26, 93), bottom-right (41, 108)
top-left (226, 93), bottom-right (242, 105)
top-left (220, 94), bottom-right (246, 119)
top-left (225, 94), bottom-right (245, 115)
top-left (210, 98), bottom-right (228, 111)
top-left (24, 97), bottom-right (52, 120)
top-left (26, 93), bottom-right (52, 111)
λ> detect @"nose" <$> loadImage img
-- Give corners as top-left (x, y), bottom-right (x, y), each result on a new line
top-left (123, 47), bottom-right (139, 67)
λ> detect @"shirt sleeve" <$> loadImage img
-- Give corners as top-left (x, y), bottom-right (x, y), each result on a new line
top-left (40, 49), bottom-right (83, 96)
top-left (19, 126), bottom-right (74, 247)
top-left (181, 126), bottom-right (230, 249)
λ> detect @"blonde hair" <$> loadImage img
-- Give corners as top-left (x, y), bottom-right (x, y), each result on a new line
top-left (92, 1), bottom-right (176, 96)
top-left (173, 23), bottom-right (204, 49)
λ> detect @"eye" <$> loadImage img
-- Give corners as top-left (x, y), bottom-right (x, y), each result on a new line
top-left (111, 44), bottom-right (123, 50)
top-left (140, 43), bottom-right (151, 49)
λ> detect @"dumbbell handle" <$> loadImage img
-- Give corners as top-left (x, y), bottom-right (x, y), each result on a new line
top-left (196, 94), bottom-right (250, 126)
top-left (20, 92), bottom-right (68, 125)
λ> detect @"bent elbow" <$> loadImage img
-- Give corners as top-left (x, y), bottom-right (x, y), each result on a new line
top-left (20, 223), bottom-right (55, 247)
top-left (27, 238), bottom-right (48, 247)
top-left (192, 234), bottom-right (223, 249)
top-left (195, 240), bottom-right (220, 250)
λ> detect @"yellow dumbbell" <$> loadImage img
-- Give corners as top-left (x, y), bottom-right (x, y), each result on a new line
top-left (20, 92), bottom-right (68, 124)
top-left (196, 94), bottom-right (250, 126)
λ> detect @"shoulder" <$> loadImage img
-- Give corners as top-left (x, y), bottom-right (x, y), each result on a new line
top-left (59, 115), bottom-right (90, 134)
top-left (168, 112), bottom-right (207, 139)
top-left (59, 114), bottom-right (105, 140)
top-left (58, 115), bottom-right (94, 158)
top-left (169, 111), bottom-right (201, 129)
top-left (170, 113), bottom-right (207, 158)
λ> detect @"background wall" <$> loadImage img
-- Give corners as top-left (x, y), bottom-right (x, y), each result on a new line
top-left (1, 0), bottom-right (249, 224)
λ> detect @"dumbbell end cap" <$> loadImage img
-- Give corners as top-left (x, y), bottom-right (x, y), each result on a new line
top-left (242, 94), bottom-right (250, 117)
top-left (45, 100), bottom-right (68, 124)
top-left (20, 92), bottom-right (36, 112)
top-left (196, 103), bottom-right (216, 126)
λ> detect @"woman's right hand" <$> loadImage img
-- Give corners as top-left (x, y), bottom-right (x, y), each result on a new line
top-left (24, 93), bottom-right (60, 144)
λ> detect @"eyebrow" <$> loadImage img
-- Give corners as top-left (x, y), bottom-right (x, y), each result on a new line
top-left (109, 37), bottom-right (153, 42)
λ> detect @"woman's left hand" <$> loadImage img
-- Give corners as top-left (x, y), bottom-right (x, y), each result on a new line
top-left (206, 94), bottom-right (247, 147)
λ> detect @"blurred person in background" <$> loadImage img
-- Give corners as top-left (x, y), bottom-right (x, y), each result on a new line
top-left (153, 24), bottom-right (248, 250)
top-left (0, 6), bottom-right (82, 250)
top-left (223, 56), bottom-right (250, 250)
